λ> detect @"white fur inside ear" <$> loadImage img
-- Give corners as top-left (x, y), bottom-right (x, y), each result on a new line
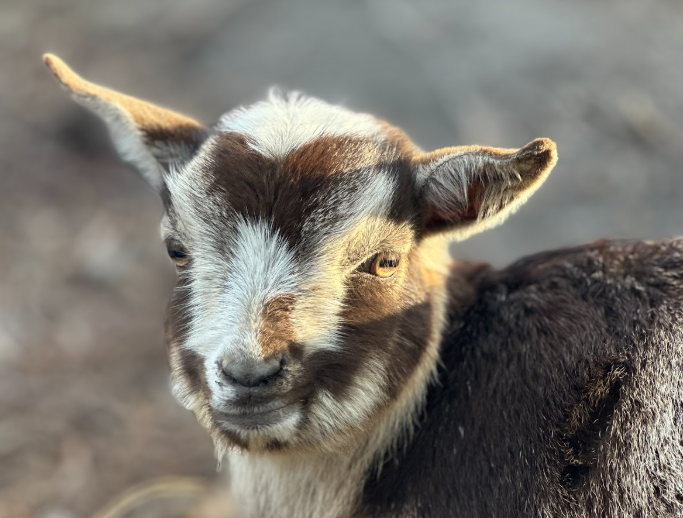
top-left (418, 142), bottom-right (556, 241)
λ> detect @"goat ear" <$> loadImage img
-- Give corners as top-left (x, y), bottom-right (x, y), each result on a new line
top-left (414, 138), bottom-right (557, 240)
top-left (43, 54), bottom-right (208, 191)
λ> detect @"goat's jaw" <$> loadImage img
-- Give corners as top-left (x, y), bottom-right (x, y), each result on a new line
top-left (212, 402), bottom-right (303, 447)
top-left (169, 353), bottom-right (386, 454)
top-left (169, 376), bottom-right (299, 453)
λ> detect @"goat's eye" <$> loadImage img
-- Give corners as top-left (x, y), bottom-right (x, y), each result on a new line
top-left (370, 253), bottom-right (400, 278)
top-left (166, 242), bottom-right (189, 267)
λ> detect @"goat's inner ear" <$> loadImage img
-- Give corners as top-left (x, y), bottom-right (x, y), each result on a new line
top-left (43, 54), bottom-right (208, 191)
top-left (414, 138), bottom-right (557, 241)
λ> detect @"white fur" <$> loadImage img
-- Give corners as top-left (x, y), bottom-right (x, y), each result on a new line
top-left (229, 450), bottom-right (365, 518)
top-left (184, 219), bottom-right (299, 389)
top-left (218, 90), bottom-right (385, 159)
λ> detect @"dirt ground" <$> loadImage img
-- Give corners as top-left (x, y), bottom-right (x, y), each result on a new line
top-left (1, 1), bottom-right (682, 516)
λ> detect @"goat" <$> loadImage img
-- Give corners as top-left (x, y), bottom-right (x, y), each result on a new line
top-left (44, 54), bottom-right (683, 518)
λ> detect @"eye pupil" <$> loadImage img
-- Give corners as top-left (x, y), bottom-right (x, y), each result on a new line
top-left (370, 253), bottom-right (400, 278)
top-left (166, 242), bottom-right (189, 266)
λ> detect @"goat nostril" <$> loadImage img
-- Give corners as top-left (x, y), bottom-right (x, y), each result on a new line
top-left (220, 356), bottom-right (285, 388)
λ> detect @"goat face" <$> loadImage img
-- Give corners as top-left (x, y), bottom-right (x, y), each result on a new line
top-left (45, 54), bottom-right (557, 454)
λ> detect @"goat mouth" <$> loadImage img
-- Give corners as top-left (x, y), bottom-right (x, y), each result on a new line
top-left (213, 402), bottom-right (298, 430)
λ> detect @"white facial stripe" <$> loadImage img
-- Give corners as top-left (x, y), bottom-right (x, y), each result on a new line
top-left (185, 218), bottom-right (298, 363)
top-left (218, 90), bottom-right (384, 159)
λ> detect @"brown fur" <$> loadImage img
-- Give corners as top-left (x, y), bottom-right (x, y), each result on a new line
top-left (259, 295), bottom-right (297, 358)
top-left (284, 135), bottom-right (392, 179)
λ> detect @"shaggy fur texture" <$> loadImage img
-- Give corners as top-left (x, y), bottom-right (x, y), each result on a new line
top-left (360, 238), bottom-right (683, 517)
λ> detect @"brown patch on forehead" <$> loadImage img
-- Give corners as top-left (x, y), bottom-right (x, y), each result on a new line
top-left (258, 294), bottom-right (296, 358)
top-left (284, 135), bottom-right (393, 178)
top-left (284, 119), bottom-right (425, 179)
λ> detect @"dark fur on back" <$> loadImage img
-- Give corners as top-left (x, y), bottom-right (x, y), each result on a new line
top-left (360, 238), bottom-right (683, 517)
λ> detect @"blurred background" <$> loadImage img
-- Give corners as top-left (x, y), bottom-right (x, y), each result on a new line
top-left (1, 0), bottom-right (683, 516)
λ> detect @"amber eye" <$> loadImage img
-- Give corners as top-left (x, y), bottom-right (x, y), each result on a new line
top-left (370, 253), bottom-right (400, 278)
top-left (166, 242), bottom-right (190, 267)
